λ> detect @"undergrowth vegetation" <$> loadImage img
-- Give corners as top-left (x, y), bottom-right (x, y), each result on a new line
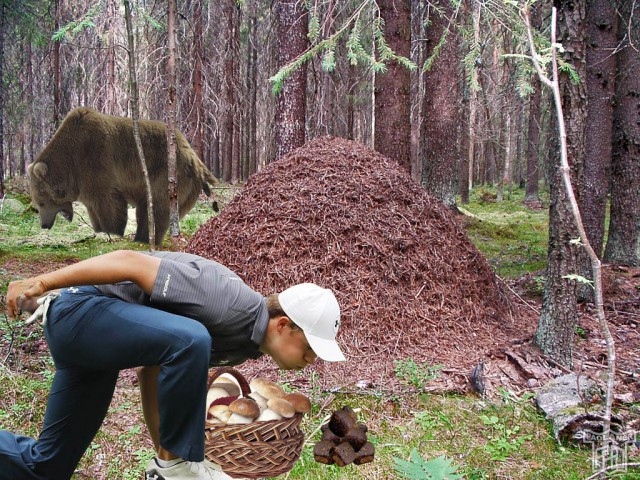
top-left (1, 183), bottom-right (637, 479)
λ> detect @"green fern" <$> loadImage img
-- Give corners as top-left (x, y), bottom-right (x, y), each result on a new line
top-left (393, 449), bottom-right (464, 480)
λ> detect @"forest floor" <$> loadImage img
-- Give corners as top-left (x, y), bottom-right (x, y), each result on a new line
top-left (0, 174), bottom-right (638, 479)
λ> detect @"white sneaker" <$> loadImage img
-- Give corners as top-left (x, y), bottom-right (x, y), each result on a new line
top-left (145, 458), bottom-right (220, 480)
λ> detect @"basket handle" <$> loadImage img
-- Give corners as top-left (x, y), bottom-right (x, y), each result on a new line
top-left (207, 367), bottom-right (251, 397)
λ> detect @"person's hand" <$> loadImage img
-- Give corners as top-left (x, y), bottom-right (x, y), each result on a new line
top-left (6, 278), bottom-right (47, 319)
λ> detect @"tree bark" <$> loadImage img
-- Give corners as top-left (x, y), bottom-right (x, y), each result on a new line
top-left (422, 1), bottom-right (459, 208)
top-left (374, 0), bottom-right (411, 173)
top-left (192, 0), bottom-right (205, 163)
top-left (246, 12), bottom-right (258, 177)
top-left (222, 0), bottom-right (235, 181)
top-left (231, 2), bottom-right (241, 182)
top-left (106, 0), bottom-right (117, 115)
top-left (0, 0), bottom-right (4, 198)
top-left (124, 0), bottom-right (155, 248)
top-left (534, 1), bottom-right (587, 368)
top-left (582, 0), bottom-right (617, 257)
top-left (603, 0), bottom-right (640, 266)
top-left (275, 0), bottom-right (308, 160)
top-left (466, 0), bottom-right (482, 198)
top-left (167, 0), bottom-right (179, 238)
top-left (525, 76), bottom-right (542, 207)
top-left (53, 0), bottom-right (62, 129)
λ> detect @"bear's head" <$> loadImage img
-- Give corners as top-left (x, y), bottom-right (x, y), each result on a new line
top-left (28, 162), bottom-right (74, 229)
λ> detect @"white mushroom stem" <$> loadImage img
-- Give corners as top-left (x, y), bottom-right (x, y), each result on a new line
top-left (249, 392), bottom-right (268, 411)
top-left (227, 413), bottom-right (254, 424)
top-left (257, 409), bottom-right (283, 422)
top-left (206, 387), bottom-right (229, 409)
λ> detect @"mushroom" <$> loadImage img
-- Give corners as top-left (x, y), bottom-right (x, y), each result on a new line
top-left (249, 378), bottom-right (285, 401)
top-left (267, 397), bottom-right (295, 419)
top-left (256, 408), bottom-right (283, 422)
top-left (207, 405), bottom-right (231, 424)
top-left (227, 398), bottom-right (260, 424)
top-left (212, 377), bottom-right (241, 397)
top-left (206, 386), bottom-right (230, 409)
top-left (283, 392), bottom-right (311, 414)
top-left (248, 391), bottom-right (268, 411)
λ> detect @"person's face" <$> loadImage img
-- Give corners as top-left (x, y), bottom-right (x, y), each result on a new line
top-left (268, 317), bottom-right (318, 370)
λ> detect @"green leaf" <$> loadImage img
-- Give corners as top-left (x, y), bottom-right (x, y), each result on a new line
top-left (394, 449), bottom-right (463, 479)
top-left (562, 274), bottom-right (594, 286)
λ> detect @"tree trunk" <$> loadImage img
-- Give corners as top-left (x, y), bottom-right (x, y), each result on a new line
top-left (459, 82), bottom-right (470, 204)
top-left (534, 1), bottom-right (587, 368)
top-left (0, 0), bottom-right (4, 198)
top-left (249, 14), bottom-right (258, 176)
top-left (192, 0), bottom-right (205, 163)
top-left (422, 1), bottom-right (459, 208)
top-left (106, 0), bottom-right (117, 115)
top-left (582, 0), bottom-right (617, 257)
top-left (167, 0), bottom-right (179, 238)
top-left (525, 76), bottom-right (542, 207)
top-left (231, 2), bottom-right (241, 183)
top-left (374, 0), bottom-right (411, 173)
top-left (466, 0), bottom-right (482, 198)
top-left (222, 0), bottom-right (234, 181)
top-left (603, 0), bottom-right (640, 266)
top-left (53, 0), bottom-right (62, 129)
top-left (275, 0), bottom-right (308, 160)
top-left (124, 0), bottom-right (155, 248)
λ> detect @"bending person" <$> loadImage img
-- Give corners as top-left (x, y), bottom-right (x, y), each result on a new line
top-left (2, 250), bottom-right (345, 480)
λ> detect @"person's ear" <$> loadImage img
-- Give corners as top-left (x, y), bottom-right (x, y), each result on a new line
top-left (275, 316), bottom-right (290, 333)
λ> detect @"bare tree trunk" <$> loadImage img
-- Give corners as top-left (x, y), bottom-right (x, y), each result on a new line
top-left (534, 0), bottom-right (587, 368)
top-left (466, 0), bottom-right (482, 198)
top-left (167, 0), bottom-right (179, 238)
top-left (124, 0), bottom-right (155, 249)
top-left (375, 0), bottom-right (411, 173)
top-left (53, 0), bottom-right (62, 129)
top-left (525, 76), bottom-right (542, 207)
top-left (231, 2), bottom-right (241, 182)
top-left (603, 0), bottom-right (640, 266)
top-left (275, 0), bottom-right (308, 160)
top-left (248, 13), bottom-right (258, 176)
top-left (222, 0), bottom-right (234, 181)
top-left (106, 0), bottom-right (117, 115)
top-left (422, 1), bottom-right (459, 208)
top-left (582, 0), bottom-right (617, 255)
top-left (0, 0), bottom-right (4, 198)
top-left (576, 0), bottom-right (618, 300)
top-left (192, 0), bottom-right (205, 164)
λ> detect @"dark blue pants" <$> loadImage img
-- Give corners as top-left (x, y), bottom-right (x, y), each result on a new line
top-left (0, 286), bottom-right (211, 480)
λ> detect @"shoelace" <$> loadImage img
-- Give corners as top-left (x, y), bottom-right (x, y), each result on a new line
top-left (187, 461), bottom-right (216, 479)
top-left (25, 292), bottom-right (60, 326)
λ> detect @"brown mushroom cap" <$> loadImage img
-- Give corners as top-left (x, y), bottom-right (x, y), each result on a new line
top-left (228, 398), bottom-right (260, 419)
top-left (267, 397), bottom-right (295, 418)
top-left (250, 378), bottom-right (286, 400)
top-left (283, 392), bottom-right (311, 414)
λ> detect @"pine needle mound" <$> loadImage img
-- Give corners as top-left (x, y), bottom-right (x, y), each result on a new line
top-left (187, 136), bottom-right (519, 390)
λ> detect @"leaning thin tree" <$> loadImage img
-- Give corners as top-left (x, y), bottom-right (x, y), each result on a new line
top-left (124, 0), bottom-right (156, 249)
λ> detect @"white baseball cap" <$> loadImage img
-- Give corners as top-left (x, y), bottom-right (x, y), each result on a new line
top-left (278, 283), bottom-right (346, 362)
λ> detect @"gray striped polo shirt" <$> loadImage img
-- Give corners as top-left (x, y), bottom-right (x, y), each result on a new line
top-left (95, 251), bottom-right (268, 366)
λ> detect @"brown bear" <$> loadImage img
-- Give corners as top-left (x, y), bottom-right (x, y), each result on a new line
top-left (28, 107), bottom-right (217, 244)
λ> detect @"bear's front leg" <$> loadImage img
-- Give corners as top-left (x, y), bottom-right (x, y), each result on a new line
top-left (84, 191), bottom-right (128, 236)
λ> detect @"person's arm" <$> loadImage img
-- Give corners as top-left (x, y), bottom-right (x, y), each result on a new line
top-left (6, 250), bottom-right (161, 319)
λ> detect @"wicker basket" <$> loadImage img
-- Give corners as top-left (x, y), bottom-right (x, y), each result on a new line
top-left (204, 367), bottom-right (305, 479)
